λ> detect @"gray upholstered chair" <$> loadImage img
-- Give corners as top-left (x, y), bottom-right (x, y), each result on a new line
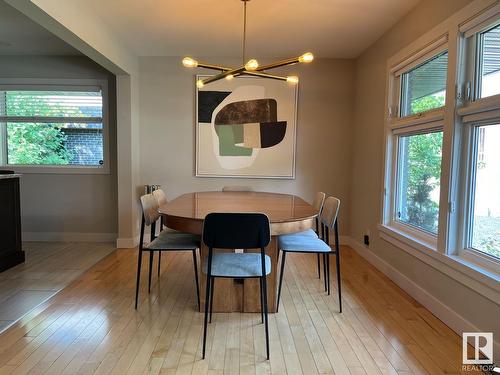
top-left (135, 194), bottom-right (200, 309)
top-left (278, 192), bottom-right (326, 278)
top-left (277, 196), bottom-right (342, 312)
top-left (222, 186), bottom-right (254, 192)
top-left (152, 188), bottom-right (178, 275)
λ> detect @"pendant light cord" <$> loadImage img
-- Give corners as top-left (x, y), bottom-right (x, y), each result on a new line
top-left (242, 0), bottom-right (247, 65)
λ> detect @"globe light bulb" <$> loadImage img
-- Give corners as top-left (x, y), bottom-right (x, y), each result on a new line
top-left (286, 76), bottom-right (299, 84)
top-left (196, 79), bottom-right (204, 89)
top-left (182, 57), bottom-right (198, 68)
top-left (225, 74), bottom-right (234, 80)
top-left (244, 59), bottom-right (259, 71)
top-left (298, 52), bottom-right (314, 63)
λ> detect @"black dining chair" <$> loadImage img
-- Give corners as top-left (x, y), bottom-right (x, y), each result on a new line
top-left (201, 213), bottom-right (271, 360)
top-left (135, 194), bottom-right (201, 310)
top-left (276, 196), bottom-right (342, 313)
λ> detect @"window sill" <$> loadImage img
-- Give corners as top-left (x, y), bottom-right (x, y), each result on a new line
top-left (378, 224), bottom-right (500, 304)
top-left (4, 165), bottom-right (110, 175)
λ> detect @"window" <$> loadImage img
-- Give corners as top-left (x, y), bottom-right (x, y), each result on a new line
top-left (457, 13), bottom-right (500, 272)
top-left (384, 44), bottom-right (447, 246)
top-left (469, 124), bottom-right (500, 259)
top-left (477, 24), bottom-right (500, 99)
top-left (400, 52), bottom-right (448, 116)
top-left (396, 131), bottom-right (443, 234)
top-left (0, 82), bottom-right (107, 172)
top-left (382, 5), bottom-right (500, 301)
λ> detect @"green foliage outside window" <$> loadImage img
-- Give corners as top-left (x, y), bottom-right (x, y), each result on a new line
top-left (410, 94), bottom-right (445, 115)
top-left (402, 132), bottom-right (443, 233)
top-left (5, 92), bottom-right (73, 165)
top-left (7, 123), bottom-right (71, 165)
top-left (400, 94), bottom-right (444, 233)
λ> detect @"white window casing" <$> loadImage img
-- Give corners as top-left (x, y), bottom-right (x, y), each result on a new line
top-left (0, 78), bottom-right (109, 174)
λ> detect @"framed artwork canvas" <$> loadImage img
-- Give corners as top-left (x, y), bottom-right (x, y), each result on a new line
top-left (195, 75), bottom-right (298, 178)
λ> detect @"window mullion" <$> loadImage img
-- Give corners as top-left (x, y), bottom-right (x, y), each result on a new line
top-left (0, 116), bottom-right (103, 124)
top-left (0, 92), bottom-right (6, 165)
top-left (437, 27), bottom-right (461, 255)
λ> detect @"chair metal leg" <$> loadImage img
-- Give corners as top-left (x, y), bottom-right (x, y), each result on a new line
top-left (323, 253), bottom-right (327, 292)
top-left (334, 221), bottom-right (342, 313)
top-left (259, 277), bottom-right (264, 323)
top-left (262, 274), bottom-right (270, 360)
top-left (327, 253), bottom-right (331, 296)
top-left (317, 253), bottom-right (321, 279)
top-left (148, 252), bottom-right (154, 293)
top-left (134, 249), bottom-right (143, 309)
top-left (192, 250), bottom-right (200, 311)
top-left (202, 250), bottom-right (213, 359)
top-left (335, 250), bottom-right (341, 311)
top-left (157, 251), bottom-right (162, 277)
top-left (209, 277), bottom-right (215, 323)
top-left (276, 251), bottom-right (286, 313)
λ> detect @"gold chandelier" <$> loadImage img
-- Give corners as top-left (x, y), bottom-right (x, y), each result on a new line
top-left (182, 0), bottom-right (314, 88)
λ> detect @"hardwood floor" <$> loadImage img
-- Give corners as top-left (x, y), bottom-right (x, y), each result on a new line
top-left (0, 245), bottom-right (480, 374)
top-left (0, 242), bottom-right (115, 334)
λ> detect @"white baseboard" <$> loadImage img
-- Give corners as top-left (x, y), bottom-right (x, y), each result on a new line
top-left (116, 236), bottom-right (139, 249)
top-left (346, 237), bottom-right (500, 364)
top-left (23, 232), bottom-right (116, 242)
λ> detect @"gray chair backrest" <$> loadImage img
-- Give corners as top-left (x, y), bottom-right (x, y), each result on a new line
top-left (152, 188), bottom-right (168, 206)
top-left (320, 197), bottom-right (340, 229)
top-left (140, 194), bottom-right (160, 226)
top-left (222, 186), bottom-right (254, 192)
top-left (312, 192), bottom-right (326, 215)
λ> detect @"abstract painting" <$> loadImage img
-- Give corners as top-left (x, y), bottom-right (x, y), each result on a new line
top-left (195, 75), bottom-right (298, 178)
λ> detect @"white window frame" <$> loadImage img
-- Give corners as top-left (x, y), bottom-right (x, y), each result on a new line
top-left (453, 10), bottom-right (500, 275)
top-left (389, 124), bottom-right (444, 249)
top-left (381, 0), bottom-right (500, 303)
top-left (383, 38), bottom-right (449, 251)
top-left (457, 119), bottom-right (500, 274)
top-left (0, 78), bottom-right (109, 175)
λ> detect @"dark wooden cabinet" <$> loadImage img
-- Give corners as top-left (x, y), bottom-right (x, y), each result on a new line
top-left (0, 174), bottom-right (25, 272)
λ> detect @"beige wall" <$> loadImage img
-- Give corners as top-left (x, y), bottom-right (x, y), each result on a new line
top-left (349, 0), bottom-right (499, 355)
top-left (0, 55), bottom-right (118, 239)
top-left (138, 57), bottom-right (354, 229)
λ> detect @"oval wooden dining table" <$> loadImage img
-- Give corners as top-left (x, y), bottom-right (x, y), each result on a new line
top-left (159, 191), bottom-right (317, 313)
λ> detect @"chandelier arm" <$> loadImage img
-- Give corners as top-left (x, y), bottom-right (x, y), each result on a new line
top-left (196, 62), bottom-right (234, 71)
top-left (241, 71), bottom-right (287, 81)
top-left (202, 65), bottom-right (247, 85)
top-left (256, 56), bottom-right (302, 71)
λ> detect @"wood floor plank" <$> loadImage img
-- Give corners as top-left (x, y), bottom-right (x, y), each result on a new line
top-left (0, 244), bottom-right (475, 375)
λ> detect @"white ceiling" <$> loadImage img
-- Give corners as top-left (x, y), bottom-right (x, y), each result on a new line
top-left (0, 1), bottom-right (80, 55)
top-left (0, 0), bottom-right (421, 59)
top-left (79, 0), bottom-right (420, 58)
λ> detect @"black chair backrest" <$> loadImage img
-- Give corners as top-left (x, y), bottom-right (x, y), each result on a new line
top-left (203, 213), bottom-right (271, 249)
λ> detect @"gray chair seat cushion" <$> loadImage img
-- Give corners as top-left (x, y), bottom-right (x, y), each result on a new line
top-left (204, 253), bottom-right (271, 278)
top-left (146, 231), bottom-right (200, 250)
top-left (278, 235), bottom-right (331, 253)
top-left (279, 229), bottom-right (318, 240)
